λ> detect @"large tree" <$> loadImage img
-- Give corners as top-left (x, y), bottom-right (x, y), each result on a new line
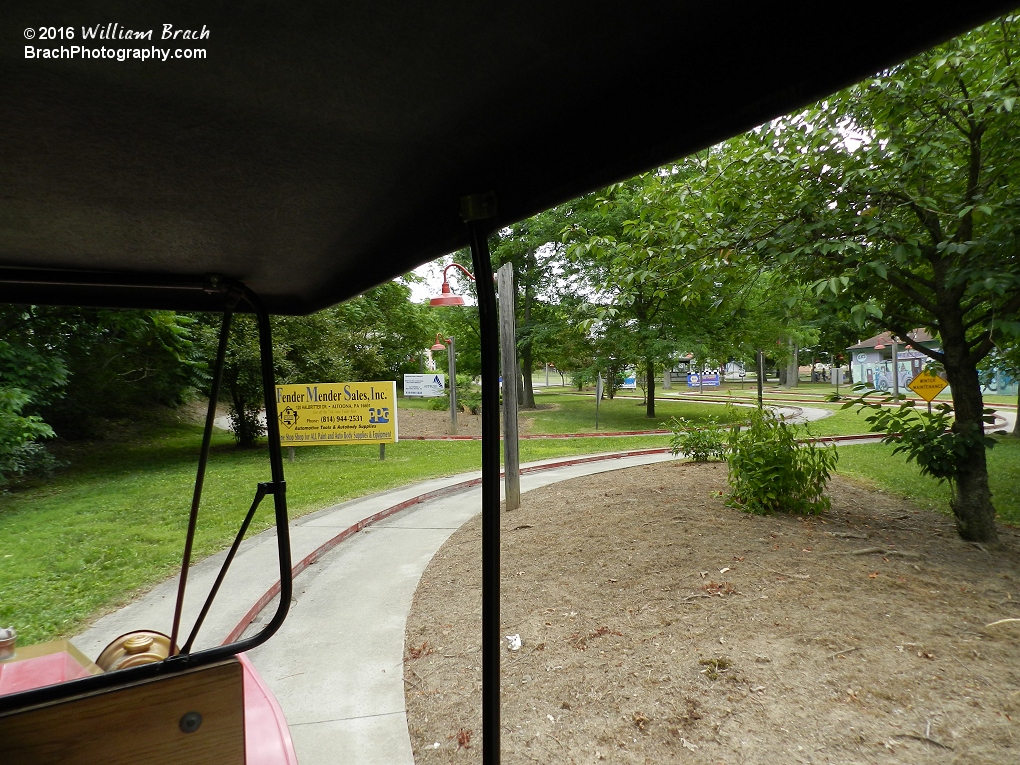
top-left (489, 212), bottom-right (568, 408)
top-left (564, 175), bottom-right (735, 418)
top-left (564, 169), bottom-right (803, 417)
top-left (714, 17), bottom-right (1020, 541)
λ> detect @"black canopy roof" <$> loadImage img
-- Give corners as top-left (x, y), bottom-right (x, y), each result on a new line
top-left (3, 2), bottom-right (1015, 313)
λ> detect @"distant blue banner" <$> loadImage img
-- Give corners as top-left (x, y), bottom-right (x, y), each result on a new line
top-left (687, 373), bottom-right (720, 388)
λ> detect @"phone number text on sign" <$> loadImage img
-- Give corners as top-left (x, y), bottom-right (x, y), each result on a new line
top-left (275, 381), bottom-right (398, 446)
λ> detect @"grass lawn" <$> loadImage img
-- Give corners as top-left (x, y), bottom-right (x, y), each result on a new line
top-left (525, 393), bottom-right (745, 434)
top-left (834, 435), bottom-right (1020, 526)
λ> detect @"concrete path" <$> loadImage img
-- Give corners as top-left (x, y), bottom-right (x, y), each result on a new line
top-left (73, 450), bottom-right (676, 765)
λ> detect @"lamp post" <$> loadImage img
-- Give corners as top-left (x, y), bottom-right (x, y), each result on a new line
top-left (429, 264), bottom-right (476, 437)
top-left (429, 260), bottom-right (522, 510)
top-left (431, 334), bottom-right (458, 434)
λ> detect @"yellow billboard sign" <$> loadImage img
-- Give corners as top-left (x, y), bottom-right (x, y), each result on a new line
top-left (275, 382), bottom-right (398, 446)
top-left (907, 370), bottom-right (949, 402)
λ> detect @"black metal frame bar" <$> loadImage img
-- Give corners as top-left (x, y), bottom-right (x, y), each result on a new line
top-left (170, 309), bottom-right (234, 654)
top-left (467, 220), bottom-right (501, 764)
top-left (0, 272), bottom-right (292, 714)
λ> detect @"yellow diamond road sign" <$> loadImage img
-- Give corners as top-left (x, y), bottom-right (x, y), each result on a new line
top-left (907, 370), bottom-right (948, 402)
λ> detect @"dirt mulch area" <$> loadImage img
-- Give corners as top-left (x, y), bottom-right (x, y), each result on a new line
top-left (398, 407), bottom-right (534, 439)
top-left (403, 462), bottom-right (1020, 764)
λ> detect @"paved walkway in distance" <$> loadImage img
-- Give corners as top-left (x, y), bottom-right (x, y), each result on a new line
top-left (74, 450), bottom-right (676, 765)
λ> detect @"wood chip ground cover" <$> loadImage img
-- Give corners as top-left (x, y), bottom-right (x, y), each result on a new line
top-left (403, 462), bottom-right (1020, 764)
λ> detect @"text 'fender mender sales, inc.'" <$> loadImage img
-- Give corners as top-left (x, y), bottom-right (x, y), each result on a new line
top-left (275, 382), bottom-right (397, 446)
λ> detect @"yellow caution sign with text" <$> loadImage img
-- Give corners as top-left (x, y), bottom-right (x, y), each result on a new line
top-left (275, 382), bottom-right (398, 446)
top-left (907, 370), bottom-right (949, 402)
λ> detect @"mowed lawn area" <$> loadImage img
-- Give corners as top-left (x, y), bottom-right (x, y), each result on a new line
top-left (1, 397), bottom-right (1016, 646)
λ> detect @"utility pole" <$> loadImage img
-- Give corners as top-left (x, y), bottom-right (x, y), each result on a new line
top-left (497, 263), bottom-right (521, 510)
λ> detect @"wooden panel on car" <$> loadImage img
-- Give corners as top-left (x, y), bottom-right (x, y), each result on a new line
top-left (0, 659), bottom-right (244, 765)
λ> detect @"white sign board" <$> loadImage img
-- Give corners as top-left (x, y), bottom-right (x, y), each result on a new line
top-left (404, 373), bottom-right (446, 398)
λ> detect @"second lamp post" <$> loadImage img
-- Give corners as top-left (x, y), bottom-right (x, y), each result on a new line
top-left (431, 333), bottom-right (458, 435)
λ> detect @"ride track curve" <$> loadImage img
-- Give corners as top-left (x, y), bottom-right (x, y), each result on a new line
top-left (226, 432), bottom-right (884, 646)
top-left (230, 435), bottom-right (888, 764)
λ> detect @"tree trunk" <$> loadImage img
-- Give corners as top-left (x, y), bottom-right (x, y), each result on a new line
top-left (942, 320), bottom-right (998, 542)
top-left (645, 358), bottom-right (656, 419)
top-left (520, 344), bottom-right (536, 409)
top-left (784, 339), bottom-right (799, 388)
top-left (229, 387), bottom-right (258, 448)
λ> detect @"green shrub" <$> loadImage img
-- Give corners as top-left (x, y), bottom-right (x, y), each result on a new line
top-left (0, 387), bottom-right (57, 485)
top-left (726, 407), bottom-right (837, 515)
top-left (666, 415), bottom-right (726, 462)
top-left (845, 386), bottom-right (995, 486)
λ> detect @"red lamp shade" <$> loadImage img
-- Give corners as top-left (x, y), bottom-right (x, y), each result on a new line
top-left (429, 280), bottom-right (466, 306)
top-left (874, 344), bottom-right (886, 350)
top-left (431, 333), bottom-right (449, 352)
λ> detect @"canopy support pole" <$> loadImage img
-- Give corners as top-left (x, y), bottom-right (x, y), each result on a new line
top-left (170, 308), bottom-right (234, 654)
top-left (464, 193), bottom-right (500, 765)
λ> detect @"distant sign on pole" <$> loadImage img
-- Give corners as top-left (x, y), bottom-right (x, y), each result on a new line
top-left (403, 373), bottom-right (445, 398)
top-left (276, 381), bottom-right (398, 446)
top-left (907, 370), bottom-right (949, 402)
top-left (687, 373), bottom-right (720, 388)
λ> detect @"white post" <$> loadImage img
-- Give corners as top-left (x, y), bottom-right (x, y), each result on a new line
top-left (497, 263), bottom-right (521, 511)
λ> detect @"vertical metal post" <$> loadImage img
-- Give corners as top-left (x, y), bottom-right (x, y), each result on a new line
top-left (497, 263), bottom-right (521, 511)
top-left (464, 199), bottom-right (501, 765)
top-left (247, 287), bottom-right (292, 638)
top-left (380, 443), bottom-right (386, 461)
top-left (545, 363), bottom-right (549, 388)
top-left (891, 339), bottom-right (899, 398)
top-left (448, 337), bottom-right (459, 435)
top-left (757, 350), bottom-right (764, 408)
top-left (171, 310), bottom-right (232, 655)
